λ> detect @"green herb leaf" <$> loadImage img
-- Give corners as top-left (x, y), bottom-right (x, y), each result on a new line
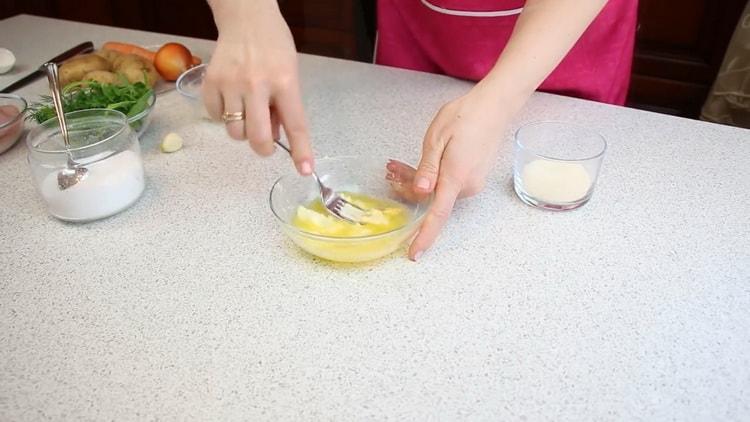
top-left (26, 79), bottom-right (154, 126)
top-left (127, 90), bottom-right (152, 118)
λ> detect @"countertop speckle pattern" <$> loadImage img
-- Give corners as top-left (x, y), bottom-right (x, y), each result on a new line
top-left (1, 15), bottom-right (749, 421)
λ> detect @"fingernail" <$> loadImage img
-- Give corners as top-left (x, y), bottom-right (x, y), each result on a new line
top-left (411, 251), bottom-right (423, 262)
top-left (300, 161), bottom-right (312, 175)
top-left (416, 177), bottom-right (430, 191)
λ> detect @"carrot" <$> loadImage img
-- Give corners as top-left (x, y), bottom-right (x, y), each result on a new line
top-left (104, 41), bottom-right (202, 66)
top-left (102, 42), bottom-right (156, 62)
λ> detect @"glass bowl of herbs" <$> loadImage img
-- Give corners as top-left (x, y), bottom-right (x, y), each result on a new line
top-left (27, 79), bottom-right (155, 138)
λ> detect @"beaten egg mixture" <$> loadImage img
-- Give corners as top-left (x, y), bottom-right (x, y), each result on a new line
top-left (292, 192), bottom-right (409, 237)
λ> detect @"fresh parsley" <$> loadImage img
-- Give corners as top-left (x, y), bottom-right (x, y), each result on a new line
top-left (28, 78), bottom-right (154, 125)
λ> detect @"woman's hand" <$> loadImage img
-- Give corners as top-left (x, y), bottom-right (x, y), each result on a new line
top-left (408, 83), bottom-right (519, 261)
top-left (203, 0), bottom-right (313, 175)
top-left (406, 0), bottom-right (608, 261)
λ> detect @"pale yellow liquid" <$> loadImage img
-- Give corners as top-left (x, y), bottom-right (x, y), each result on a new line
top-left (292, 192), bottom-right (409, 237)
top-left (289, 192), bottom-right (412, 262)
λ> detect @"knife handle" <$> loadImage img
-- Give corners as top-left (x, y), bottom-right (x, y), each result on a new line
top-left (0, 70), bottom-right (44, 94)
top-left (48, 41), bottom-right (95, 66)
top-left (0, 41), bottom-right (94, 94)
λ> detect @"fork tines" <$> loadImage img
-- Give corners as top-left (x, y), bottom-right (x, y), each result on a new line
top-left (330, 197), bottom-right (367, 224)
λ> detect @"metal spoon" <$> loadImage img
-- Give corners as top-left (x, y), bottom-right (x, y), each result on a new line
top-left (274, 140), bottom-right (366, 224)
top-left (44, 62), bottom-right (87, 190)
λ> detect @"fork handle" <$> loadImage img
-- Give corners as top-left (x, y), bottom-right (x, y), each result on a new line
top-left (274, 140), bottom-right (292, 155)
top-left (274, 140), bottom-right (324, 186)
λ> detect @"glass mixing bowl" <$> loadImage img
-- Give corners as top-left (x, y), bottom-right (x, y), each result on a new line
top-left (270, 156), bottom-right (432, 263)
top-left (0, 94), bottom-right (27, 154)
top-left (127, 91), bottom-right (156, 137)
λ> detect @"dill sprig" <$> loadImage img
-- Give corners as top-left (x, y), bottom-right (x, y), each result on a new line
top-left (27, 78), bottom-right (154, 124)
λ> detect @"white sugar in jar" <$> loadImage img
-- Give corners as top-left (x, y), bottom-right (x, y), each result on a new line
top-left (27, 109), bottom-right (146, 222)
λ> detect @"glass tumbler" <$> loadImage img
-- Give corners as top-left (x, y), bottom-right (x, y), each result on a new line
top-left (26, 109), bottom-right (145, 222)
top-left (513, 121), bottom-right (606, 211)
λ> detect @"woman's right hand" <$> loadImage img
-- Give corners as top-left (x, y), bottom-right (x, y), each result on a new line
top-left (203, 0), bottom-right (314, 175)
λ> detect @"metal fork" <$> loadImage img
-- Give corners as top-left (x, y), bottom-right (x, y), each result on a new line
top-left (274, 141), bottom-right (366, 224)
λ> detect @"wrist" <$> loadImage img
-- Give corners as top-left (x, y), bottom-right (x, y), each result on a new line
top-left (471, 76), bottom-right (529, 122)
top-left (209, 0), bottom-right (280, 34)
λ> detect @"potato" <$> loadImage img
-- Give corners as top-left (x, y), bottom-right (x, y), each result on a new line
top-left (113, 54), bottom-right (158, 87)
top-left (94, 49), bottom-right (123, 65)
top-left (59, 54), bottom-right (111, 86)
top-left (110, 52), bottom-right (134, 70)
top-left (82, 70), bottom-right (119, 85)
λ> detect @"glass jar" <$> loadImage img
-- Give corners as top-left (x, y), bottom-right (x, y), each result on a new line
top-left (26, 109), bottom-right (145, 222)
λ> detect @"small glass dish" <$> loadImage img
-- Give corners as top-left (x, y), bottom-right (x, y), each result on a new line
top-left (175, 63), bottom-right (209, 118)
top-left (513, 121), bottom-right (606, 211)
top-left (0, 94), bottom-right (27, 154)
top-left (176, 63), bottom-right (205, 99)
top-left (26, 109), bottom-right (145, 222)
top-left (270, 156), bottom-right (432, 263)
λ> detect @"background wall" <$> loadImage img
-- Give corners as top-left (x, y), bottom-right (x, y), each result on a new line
top-left (630, 0), bottom-right (747, 117)
top-left (1, 0), bottom-right (746, 118)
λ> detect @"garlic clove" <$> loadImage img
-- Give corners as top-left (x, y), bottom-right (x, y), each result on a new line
top-left (0, 48), bottom-right (16, 74)
top-left (160, 132), bottom-right (184, 153)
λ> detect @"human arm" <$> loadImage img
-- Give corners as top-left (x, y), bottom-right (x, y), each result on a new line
top-left (202, 0), bottom-right (314, 175)
top-left (408, 0), bottom-right (609, 260)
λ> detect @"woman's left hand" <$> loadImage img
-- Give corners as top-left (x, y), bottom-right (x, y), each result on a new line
top-left (407, 83), bottom-right (517, 261)
top-left (402, 0), bottom-right (609, 261)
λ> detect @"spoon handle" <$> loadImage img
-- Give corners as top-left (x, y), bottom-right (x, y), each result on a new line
top-left (43, 62), bottom-right (70, 148)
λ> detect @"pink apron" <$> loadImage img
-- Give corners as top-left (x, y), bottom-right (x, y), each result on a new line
top-left (375, 0), bottom-right (638, 105)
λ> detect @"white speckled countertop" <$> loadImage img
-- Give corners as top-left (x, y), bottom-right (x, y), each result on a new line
top-left (1, 14), bottom-right (749, 421)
